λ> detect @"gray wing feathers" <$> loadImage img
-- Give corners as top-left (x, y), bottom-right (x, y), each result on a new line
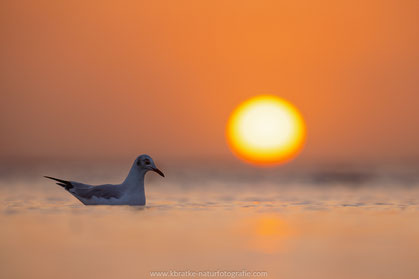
top-left (73, 185), bottom-right (122, 200)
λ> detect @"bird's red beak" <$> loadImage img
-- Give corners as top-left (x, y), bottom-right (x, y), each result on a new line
top-left (152, 167), bottom-right (165, 177)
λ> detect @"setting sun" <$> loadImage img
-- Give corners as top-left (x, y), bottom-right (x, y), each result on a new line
top-left (227, 95), bottom-right (306, 165)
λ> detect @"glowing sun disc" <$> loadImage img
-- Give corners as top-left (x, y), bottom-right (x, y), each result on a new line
top-left (226, 95), bottom-right (306, 165)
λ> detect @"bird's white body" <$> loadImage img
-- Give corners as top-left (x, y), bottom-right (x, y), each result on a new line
top-left (45, 155), bottom-right (164, 206)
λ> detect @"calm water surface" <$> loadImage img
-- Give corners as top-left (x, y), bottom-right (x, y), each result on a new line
top-left (1, 165), bottom-right (419, 279)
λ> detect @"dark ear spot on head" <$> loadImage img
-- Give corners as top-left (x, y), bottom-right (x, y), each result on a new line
top-left (137, 160), bottom-right (140, 166)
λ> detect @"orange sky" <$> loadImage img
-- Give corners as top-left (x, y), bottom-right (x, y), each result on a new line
top-left (1, 0), bottom-right (418, 163)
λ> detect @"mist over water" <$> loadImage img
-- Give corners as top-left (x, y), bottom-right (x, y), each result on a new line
top-left (1, 160), bottom-right (419, 279)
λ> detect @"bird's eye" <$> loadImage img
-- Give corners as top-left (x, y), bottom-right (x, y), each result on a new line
top-left (144, 159), bottom-right (151, 165)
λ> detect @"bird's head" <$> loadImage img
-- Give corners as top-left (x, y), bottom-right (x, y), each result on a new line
top-left (136, 154), bottom-right (165, 177)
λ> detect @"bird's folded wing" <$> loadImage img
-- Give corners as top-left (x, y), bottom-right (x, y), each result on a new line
top-left (73, 185), bottom-right (122, 200)
top-left (45, 176), bottom-right (122, 200)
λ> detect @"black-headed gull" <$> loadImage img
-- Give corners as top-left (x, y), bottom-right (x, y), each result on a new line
top-left (44, 154), bottom-right (164, 205)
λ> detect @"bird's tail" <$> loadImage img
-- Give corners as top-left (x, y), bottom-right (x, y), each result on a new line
top-left (44, 176), bottom-right (74, 190)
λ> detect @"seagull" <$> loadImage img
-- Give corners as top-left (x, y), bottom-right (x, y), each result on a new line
top-left (44, 154), bottom-right (164, 205)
